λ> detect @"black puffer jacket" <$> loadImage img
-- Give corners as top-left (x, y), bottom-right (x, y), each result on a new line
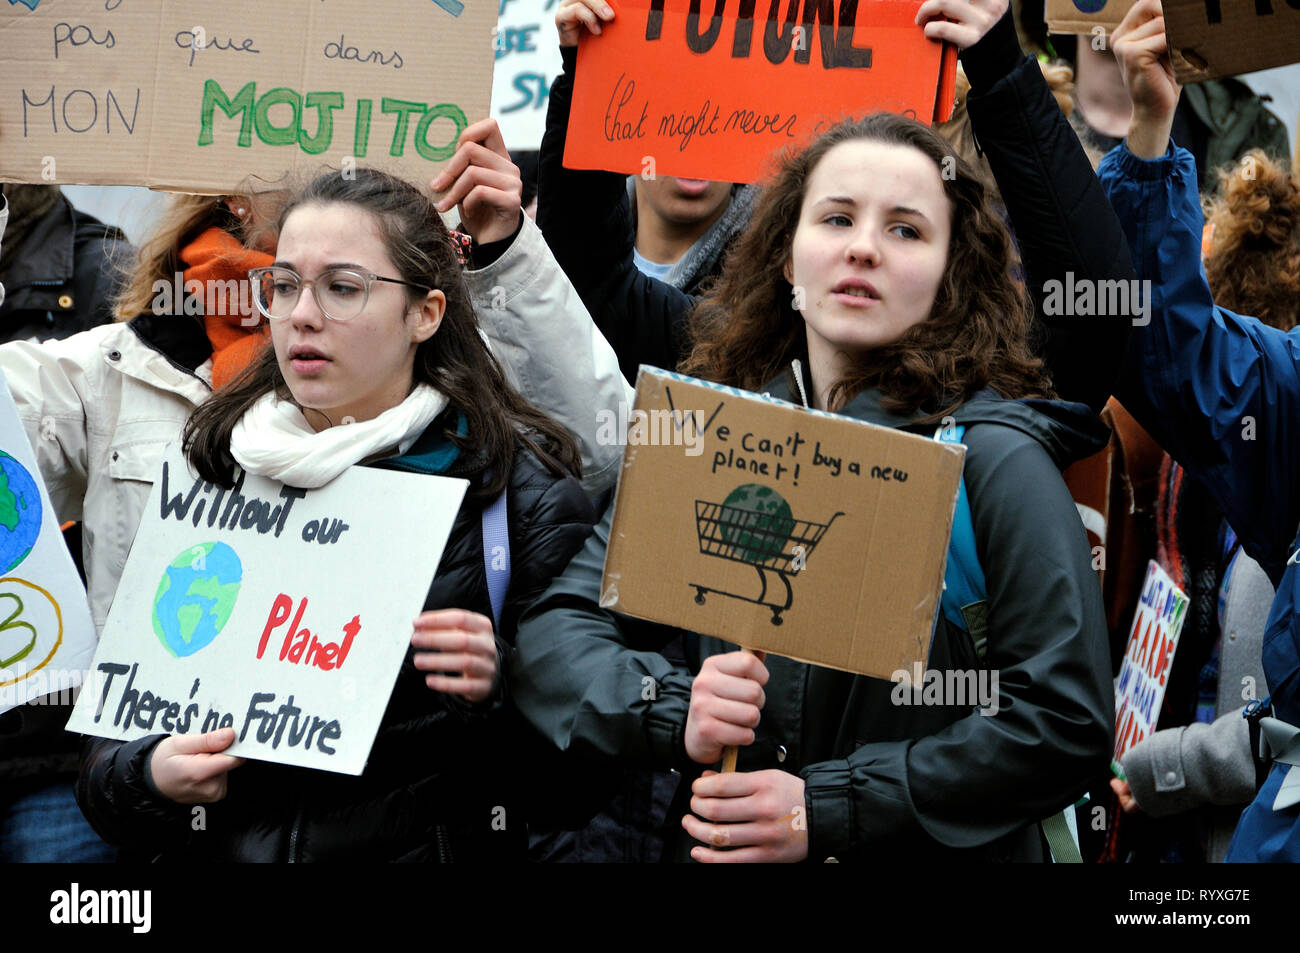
top-left (76, 412), bottom-right (596, 862)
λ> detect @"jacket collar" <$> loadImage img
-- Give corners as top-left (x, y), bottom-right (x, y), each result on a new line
top-left (110, 315), bottom-right (213, 404)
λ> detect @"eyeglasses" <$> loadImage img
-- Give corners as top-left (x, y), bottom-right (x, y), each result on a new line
top-left (248, 266), bottom-right (432, 323)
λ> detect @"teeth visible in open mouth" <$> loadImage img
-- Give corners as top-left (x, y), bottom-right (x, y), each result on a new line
top-left (841, 288), bottom-right (874, 298)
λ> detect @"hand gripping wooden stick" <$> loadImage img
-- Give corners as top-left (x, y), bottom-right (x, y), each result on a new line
top-left (720, 647), bottom-right (763, 774)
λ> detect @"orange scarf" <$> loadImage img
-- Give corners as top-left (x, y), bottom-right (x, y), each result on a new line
top-left (179, 227), bottom-right (274, 389)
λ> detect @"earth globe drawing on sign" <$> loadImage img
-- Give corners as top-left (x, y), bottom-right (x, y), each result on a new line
top-left (0, 450), bottom-right (42, 576)
top-left (720, 483), bottom-right (796, 564)
top-left (152, 542), bottom-right (243, 658)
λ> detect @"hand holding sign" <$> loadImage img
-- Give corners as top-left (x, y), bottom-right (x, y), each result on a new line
top-left (1110, 777), bottom-right (1142, 814)
top-left (411, 608), bottom-right (499, 704)
top-left (148, 727), bottom-right (246, 805)
top-left (683, 768), bottom-right (809, 862)
top-left (557, 0), bottom-right (617, 46)
top-left (915, 0), bottom-right (1009, 50)
top-left (684, 649), bottom-right (769, 765)
top-left (431, 119), bottom-right (523, 246)
top-left (1113, 0), bottom-right (1181, 158)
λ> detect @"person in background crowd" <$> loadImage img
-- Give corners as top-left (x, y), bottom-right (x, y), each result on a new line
top-left (0, 184), bottom-right (131, 863)
top-left (1013, 0), bottom-right (1290, 189)
top-left (75, 165), bottom-right (597, 861)
top-left (0, 185), bottom-right (129, 344)
top-left (512, 99), bottom-right (1114, 862)
top-left (1103, 149), bottom-right (1297, 862)
top-left (1099, 0), bottom-right (1300, 862)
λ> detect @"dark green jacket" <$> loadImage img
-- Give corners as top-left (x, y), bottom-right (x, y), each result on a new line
top-left (512, 368), bottom-right (1113, 861)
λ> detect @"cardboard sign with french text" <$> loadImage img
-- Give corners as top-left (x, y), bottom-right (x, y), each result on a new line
top-left (564, 0), bottom-right (958, 185)
top-left (66, 445), bottom-right (465, 775)
top-left (1, 0), bottom-right (497, 192)
top-left (601, 368), bottom-right (964, 679)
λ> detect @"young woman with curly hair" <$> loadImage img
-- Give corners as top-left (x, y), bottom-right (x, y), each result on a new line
top-left (509, 112), bottom-right (1115, 863)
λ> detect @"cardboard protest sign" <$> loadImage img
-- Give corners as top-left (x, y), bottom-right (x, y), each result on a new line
top-left (0, 372), bottom-right (98, 716)
top-left (563, 0), bottom-right (959, 185)
top-left (601, 368), bottom-right (964, 680)
top-left (67, 446), bottom-right (465, 775)
top-left (1044, 0), bottom-right (1135, 36)
top-left (1113, 560), bottom-right (1188, 766)
top-left (1163, 0), bottom-right (1300, 84)
top-left (1, 0), bottom-right (497, 192)
top-left (491, 0), bottom-right (565, 150)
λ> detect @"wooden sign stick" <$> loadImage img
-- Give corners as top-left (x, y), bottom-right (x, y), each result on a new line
top-left (721, 647), bottom-right (763, 774)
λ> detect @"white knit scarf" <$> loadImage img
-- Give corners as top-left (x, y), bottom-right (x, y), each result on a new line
top-left (229, 384), bottom-right (448, 488)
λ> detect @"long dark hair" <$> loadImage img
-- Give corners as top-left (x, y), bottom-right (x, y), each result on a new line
top-left (680, 113), bottom-right (1053, 418)
top-left (182, 167), bottom-right (581, 497)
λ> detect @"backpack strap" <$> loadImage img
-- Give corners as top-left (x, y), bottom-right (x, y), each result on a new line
top-left (481, 488), bottom-right (510, 632)
top-left (933, 425), bottom-right (990, 661)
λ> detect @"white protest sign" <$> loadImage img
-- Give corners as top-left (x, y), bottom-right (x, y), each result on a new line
top-left (490, 0), bottom-right (564, 150)
top-left (0, 372), bottom-right (98, 715)
top-left (67, 445), bottom-right (466, 775)
top-left (1114, 560), bottom-right (1189, 765)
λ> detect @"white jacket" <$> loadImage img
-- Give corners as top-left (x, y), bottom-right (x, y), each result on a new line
top-left (0, 215), bottom-right (629, 631)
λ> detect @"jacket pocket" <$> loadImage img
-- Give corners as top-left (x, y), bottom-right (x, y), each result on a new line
top-left (106, 440), bottom-right (169, 484)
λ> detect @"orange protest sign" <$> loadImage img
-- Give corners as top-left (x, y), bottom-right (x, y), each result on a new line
top-left (564, 0), bottom-right (958, 185)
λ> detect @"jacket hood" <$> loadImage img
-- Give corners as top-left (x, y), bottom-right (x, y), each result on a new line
top-left (764, 362), bottom-right (1109, 470)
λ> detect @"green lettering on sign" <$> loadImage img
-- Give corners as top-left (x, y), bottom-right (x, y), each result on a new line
top-left (254, 87), bottom-right (302, 146)
top-left (198, 79), bottom-right (255, 148)
top-left (381, 97), bottom-right (427, 156)
top-left (300, 91), bottom-right (345, 155)
top-left (414, 103), bottom-right (467, 161)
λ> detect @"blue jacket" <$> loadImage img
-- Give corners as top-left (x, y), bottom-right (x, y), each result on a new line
top-left (1099, 142), bottom-right (1300, 861)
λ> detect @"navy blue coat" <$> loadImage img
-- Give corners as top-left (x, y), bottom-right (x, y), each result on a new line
top-left (1101, 142), bottom-right (1300, 861)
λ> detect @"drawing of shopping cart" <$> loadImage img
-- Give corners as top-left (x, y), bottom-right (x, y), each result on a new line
top-left (691, 497), bottom-right (844, 625)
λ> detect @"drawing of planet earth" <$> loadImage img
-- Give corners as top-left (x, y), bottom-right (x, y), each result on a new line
top-left (0, 450), bottom-right (42, 575)
top-left (152, 542), bottom-right (243, 658)
top-left (1070, 0), bottom-right (1108, 12)
top-left (721, 483), bottom-right (795, 564)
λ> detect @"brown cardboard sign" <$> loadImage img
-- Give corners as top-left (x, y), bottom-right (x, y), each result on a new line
top-left (1045, 0), bottom-right (1136, 36)
top-left (1, 0), bottom-right (496, 192)
top-left (1163, 0), bottom-right (1300, 84)
top-left (601, 368), bottom-right (965, 681)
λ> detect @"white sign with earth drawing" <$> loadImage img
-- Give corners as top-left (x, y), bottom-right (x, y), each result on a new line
top-left (0, 371), bottom-right (98, 716)
top-left (67, 444), bottom-right (465, 775)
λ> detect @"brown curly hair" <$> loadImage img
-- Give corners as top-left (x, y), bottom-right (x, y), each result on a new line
top-left (1204, 150), bottom-right (1300, 332)
top-left (680, 113), bottom-right (1054, 418)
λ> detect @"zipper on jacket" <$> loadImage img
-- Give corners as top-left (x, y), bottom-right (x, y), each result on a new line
top-left (288, 800), bottom-right (305, 863)
top-left (434, 823), bottom-right (452, 863)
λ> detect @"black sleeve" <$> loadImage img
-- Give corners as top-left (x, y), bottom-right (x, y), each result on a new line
top-left (498, 469), bottom-right (597, 645)
top-left (536, 45), bottom-right (695, 381)
top-left (76, 733), bottom-right (194, 855)
top-left (962, 12), bottom-right (1136, 413)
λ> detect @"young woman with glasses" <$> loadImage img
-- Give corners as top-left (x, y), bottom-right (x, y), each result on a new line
top-left (0, 122), bottom-right (625, 860)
